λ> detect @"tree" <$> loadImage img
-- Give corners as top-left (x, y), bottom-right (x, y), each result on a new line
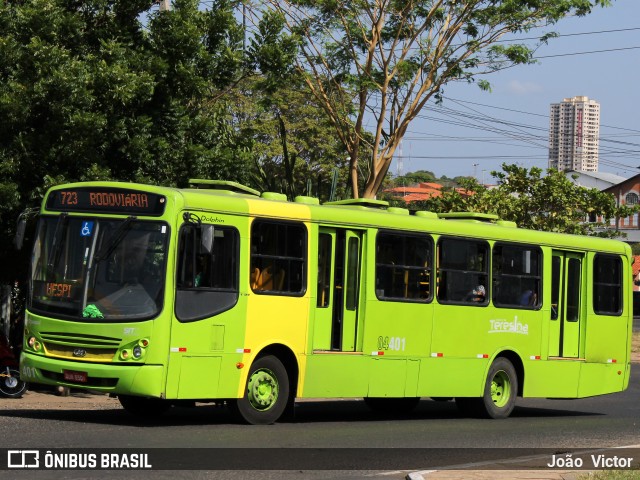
top-left (255, 0), bottom-right (612, 198)
top-left (408, 164), bottom-right (634, 236)
top-left (0, 0), bottom-right (252, 281)
top-left (232, 78), bottom-right (353, 201)
top-left (392, 170), bottom-right (436, 187)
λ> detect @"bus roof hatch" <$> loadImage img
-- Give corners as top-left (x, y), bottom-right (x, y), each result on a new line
top-left (188, 179), bottom-right (260, 197)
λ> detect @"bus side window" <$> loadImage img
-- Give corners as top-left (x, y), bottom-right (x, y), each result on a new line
top-left (593, 254), bottom-right (622, 316)
top-left (175, 223), bottom-right (239, 322)
top-left (375, 231), bottom-right (432, 302)
top-left (492, 243), bottom-right (541, 309)
top-left (437, 237), bottom-right (489, 305)
top-left (250, 219), bottom-right (307, 295)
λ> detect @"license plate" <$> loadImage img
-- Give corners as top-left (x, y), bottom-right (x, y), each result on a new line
top-left (63, 370), bottom-right (87, 383)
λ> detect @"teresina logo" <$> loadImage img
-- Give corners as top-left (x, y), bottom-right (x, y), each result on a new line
top-left (489, 316), bottom-right (529, 335)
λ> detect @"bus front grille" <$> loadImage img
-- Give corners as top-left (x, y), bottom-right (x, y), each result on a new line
top-left (43, 343), bottom-right (117, 362)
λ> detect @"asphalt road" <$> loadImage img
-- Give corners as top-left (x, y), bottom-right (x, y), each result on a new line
top-left (1, 367), bottom-right (639, 480)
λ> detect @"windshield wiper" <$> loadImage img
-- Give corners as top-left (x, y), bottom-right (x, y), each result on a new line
top-left (46, 213), bottom-right (68, 277)
top-left (94, 216), bottom-right (137, 263)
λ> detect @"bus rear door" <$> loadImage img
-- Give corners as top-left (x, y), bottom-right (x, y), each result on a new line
top-left (313, 228), bottom-right (363, 352)
top-left (549, 251), bottom-right (584, 358)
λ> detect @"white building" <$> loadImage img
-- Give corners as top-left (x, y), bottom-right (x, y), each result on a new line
top-left (565, 170), bottom-right (627, 191)
top-left (548, 96), bottom-right (600, 172)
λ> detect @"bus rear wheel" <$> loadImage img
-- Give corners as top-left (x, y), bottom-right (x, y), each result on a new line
top-left (233, 355), bottom-right (289, 425)
top-left (456, 357), bottom-right (518, 419)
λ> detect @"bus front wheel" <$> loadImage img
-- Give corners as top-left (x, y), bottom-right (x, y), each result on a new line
top-left (232, 355), bottom-right (290, 425)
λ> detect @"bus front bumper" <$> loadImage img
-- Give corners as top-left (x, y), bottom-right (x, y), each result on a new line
top-left (19, 352), bottom-right (165, 398)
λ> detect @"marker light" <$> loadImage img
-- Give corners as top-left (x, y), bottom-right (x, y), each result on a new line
top-left (120, 350), bottom-right (130, 360)
top-left (28, 336), bottom-right (36, 348)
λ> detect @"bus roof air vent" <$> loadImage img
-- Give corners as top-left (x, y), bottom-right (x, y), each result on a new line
top-left (188, 179), bottom-right (260, 197)
top-left (324, 198), bottom-right (389, 209)
top-left (294, 196), bottom-right (320, 205)
top-left (437, 212), bottom-right (499, 222)
top-left (261, 192), bottom-right (288, 201)
top-left (387, 207), bottom-right (410, 215)
top-left (414, 211), bottom-right (439, 219)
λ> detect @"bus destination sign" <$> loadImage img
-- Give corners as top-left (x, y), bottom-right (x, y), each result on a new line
top-left (46, 188), bottom-right (166, 216)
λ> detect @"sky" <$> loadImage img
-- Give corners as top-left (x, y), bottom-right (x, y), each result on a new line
top-left (392, 0), bottom-right (640, 183)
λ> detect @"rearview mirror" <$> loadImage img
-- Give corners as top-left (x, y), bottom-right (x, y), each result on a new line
top-left (14, 215), bottom-right (27, 251)
top-left (200, 225), bottom-right (214, 255)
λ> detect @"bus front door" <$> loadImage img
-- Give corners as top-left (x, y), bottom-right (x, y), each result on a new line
top-left (549, 251), bottom-right (583, 358)
top-left (313, 228), bottom-right (363, 352)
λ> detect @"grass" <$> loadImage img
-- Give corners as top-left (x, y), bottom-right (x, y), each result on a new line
top-left (579, 472), bottom-right (640, 480)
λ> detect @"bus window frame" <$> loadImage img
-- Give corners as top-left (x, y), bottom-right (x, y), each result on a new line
top-left (250, 219), bottom-right (308, 297)
top-left (175, 222), bottom-right (240, 323)
top-left (374, 230), bottom-right (433, 303)
top-left (593, 253), bottom-right (623, 316)
top-left (436, 236), bottom-right (490, 306)
top-left (492, 242), bottom-right (542, 310)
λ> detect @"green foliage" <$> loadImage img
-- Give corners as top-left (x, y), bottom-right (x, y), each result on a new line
top-left (412, 164), bottom-right (634, 237)
top-left (0, 0), bottom-right (254, 281)
top-left (0, 0), bottom-right (352, 282)
top-left (390, 170), bottom-right (437, 187)
top-left (232, 77), bottom-right (352, 201)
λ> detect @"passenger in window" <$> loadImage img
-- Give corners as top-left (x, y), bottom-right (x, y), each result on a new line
top-left (194, 255), bottom-right (208, 288)
top-left (519, 289), bottom-right (537, 306)
top-left (466, 285), bottom-right (485, 303)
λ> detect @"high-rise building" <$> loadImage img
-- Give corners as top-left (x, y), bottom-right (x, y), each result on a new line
top-left (548, 96), bottom-right (600, 172)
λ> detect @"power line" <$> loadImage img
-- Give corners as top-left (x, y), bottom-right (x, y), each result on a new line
top-left (534, 45), bottom-right (640, 59)
top-left (496, 26), bottom-right (640, 43)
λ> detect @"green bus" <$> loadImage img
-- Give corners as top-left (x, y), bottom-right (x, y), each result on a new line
top-left (19, 180), bottom-right (633, 424)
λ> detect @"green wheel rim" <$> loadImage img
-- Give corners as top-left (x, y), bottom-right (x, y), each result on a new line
top-left (490, 370), bottom-right (511, 408)
top-left (247, 368), bottom-right (279, 412)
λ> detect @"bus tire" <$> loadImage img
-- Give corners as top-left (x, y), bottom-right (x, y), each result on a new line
top-left (481, 357), bottom-right (518, 419)
top-left (234, 355), bottom-right (289, 425)
top-left (118, 395), bottom-right (170, 418)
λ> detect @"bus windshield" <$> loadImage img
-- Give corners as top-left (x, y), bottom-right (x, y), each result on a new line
top-left (30, 216), bottom-right (168, 321)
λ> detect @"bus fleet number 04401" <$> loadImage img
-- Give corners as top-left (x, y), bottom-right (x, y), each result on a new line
top-left (377, 336), bottom-right (406, 352)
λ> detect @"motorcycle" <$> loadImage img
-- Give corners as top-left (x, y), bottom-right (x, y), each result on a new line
top-left (0, 334), bottom-right (27, 398)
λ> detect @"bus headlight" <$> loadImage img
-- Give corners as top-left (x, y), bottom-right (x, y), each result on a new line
top-left (119, 338), bottom-right (148, 361)
top-left (27, 336), bottom-right (41, 351)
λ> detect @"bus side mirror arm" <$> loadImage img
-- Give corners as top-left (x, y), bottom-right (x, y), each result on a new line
top-left (14, 213), bottom-right (28, 251)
